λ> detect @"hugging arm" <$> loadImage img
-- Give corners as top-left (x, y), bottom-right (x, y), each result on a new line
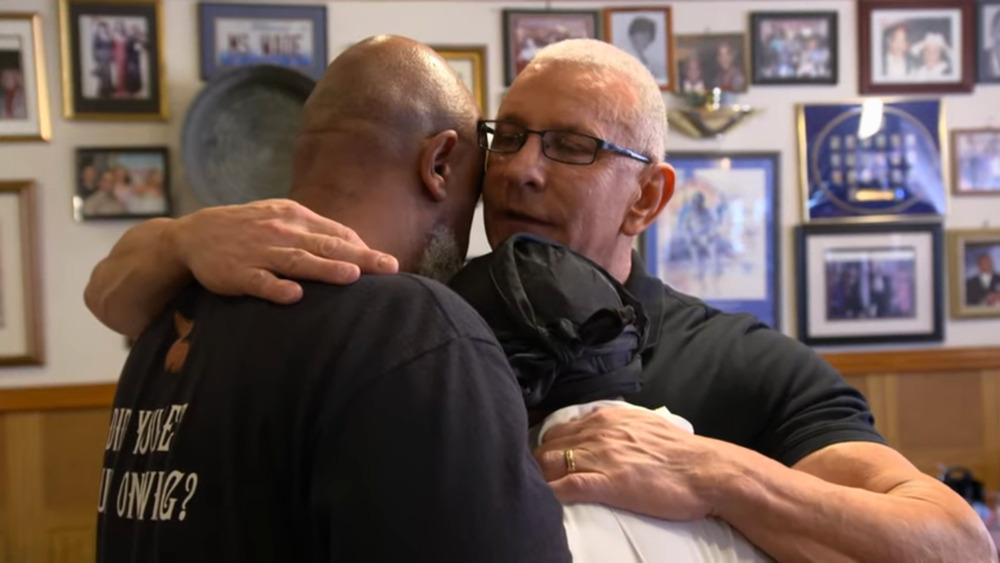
top-left (534, 329), bottom-right (997, 562)
top-left (84, 200), bottom-right (397, 339)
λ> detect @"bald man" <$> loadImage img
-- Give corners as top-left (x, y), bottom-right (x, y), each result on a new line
top-left (95, 36), bottom-right (569, 562)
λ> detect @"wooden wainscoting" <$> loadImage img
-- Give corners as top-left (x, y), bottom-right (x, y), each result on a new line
top-left (0, 386), bottom-right (113, 563)
top-left (0, 347), bottom-right (998, 561)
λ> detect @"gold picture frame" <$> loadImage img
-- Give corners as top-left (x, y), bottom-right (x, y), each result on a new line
top-left (0, 180), bottom-right (44, 365)
top-left (58, 0), bottom-right (167, 120)
top-left (0, 13), bottom-right (52, 142)
top-left (431, 45), bottom-right (487, 116)
top-left (948, 228), bottom-right (1000, 318)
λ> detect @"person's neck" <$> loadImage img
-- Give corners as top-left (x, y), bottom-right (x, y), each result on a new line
top-left (291, 175), bottom-right (428, 273)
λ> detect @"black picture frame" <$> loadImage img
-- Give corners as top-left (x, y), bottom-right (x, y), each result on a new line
top-left (74, 146), bottom-right (171, 221)
top-left (750, 11), bottom-right (839, 85)
top-left (978, 0), bottom-right (1000, 83)
top-left (796, 222), bottom-right (944, 346)
top-left (58, 0), bottom-right (167, 120)
top-left (502, 9), bottom-right (600, 86)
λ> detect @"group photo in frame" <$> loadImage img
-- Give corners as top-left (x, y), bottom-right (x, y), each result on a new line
top-left (59, 0), bottom-right (166, 120)
top-left (857, 0), bottom-right (975, 94)
top-left (502, 9), bottom-right (599, 85)
top-left (642, 152), bottom-right (780, 329)
top-left (951, 128), bottom-right (1000, 194)
top-left (74, 146), bottom-right (171, 221)
top-left (198, 3), bottom-right (327, 81)
top-left (948, 228), bottom-right (1000, 318)
top-left (979, 0), bottom-right (1000, 83)
top-left (797, 98), bottom-right (948, 222)
top-left (604, 7), bottom-right (674, 91)
top-left (749, 11), bottom-right (838, 85)
top-left (431, 45), bottom-right (487, 115)
top-left (796, 222), bottom-right (943, 346)
top-left (0, 13), bottom-right (51, 141)
top-left (674, 33), bottom-right (749, 94)
top-left (0, 181), bottom-right (43, 365)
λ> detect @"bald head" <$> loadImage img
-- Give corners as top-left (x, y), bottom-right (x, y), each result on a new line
top-left (291, 35), bottom-right (479, 192)
top-left (526, 39), bottom-right (666, 160)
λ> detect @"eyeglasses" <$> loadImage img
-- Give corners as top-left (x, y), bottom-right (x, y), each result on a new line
top-left (477, 120), bottom-right (652, 166)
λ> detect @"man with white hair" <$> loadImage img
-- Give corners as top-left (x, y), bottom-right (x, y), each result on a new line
top-left (86, 38), bottom-right (997, 562)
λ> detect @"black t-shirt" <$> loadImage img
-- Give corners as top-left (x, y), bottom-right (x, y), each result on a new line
top-left (622, 253), bottom-right (886, 467)
top-left (96, 275), bottom-right (570, 562)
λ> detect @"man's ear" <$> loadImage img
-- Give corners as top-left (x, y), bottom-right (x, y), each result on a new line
top-left (419, 130), bottom-right (459, 202)
top-left (621, 162), bottom-right (675, 237)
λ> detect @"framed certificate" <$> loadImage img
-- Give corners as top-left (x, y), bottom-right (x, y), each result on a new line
top-left (797, 98), bottom-right (947, 222)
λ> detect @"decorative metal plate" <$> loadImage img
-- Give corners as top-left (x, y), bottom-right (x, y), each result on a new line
top-left (182, 65), bottom-right (315, 206)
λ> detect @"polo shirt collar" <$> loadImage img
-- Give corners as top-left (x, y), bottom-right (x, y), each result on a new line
top-left (623, 250), bottom-right (664, 351)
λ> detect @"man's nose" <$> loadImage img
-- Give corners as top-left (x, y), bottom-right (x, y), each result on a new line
top-left (499, 134), bottom-right (547, 191)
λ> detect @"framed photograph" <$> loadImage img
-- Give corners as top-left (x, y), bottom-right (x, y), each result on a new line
top-left (58, 0), bottom-right (166, 120)
top-left (858, 0), bottom-right (975, 94)
top-left (431, 45), bottom-right (487, 115)
top-left (604, 7), bottom-right (674, 90)
top-left (198, 3), bottom-right (327, 81)
top-left (797, 98), bottom-right (947, 222)
top-left (674, 33), bottom-right (749, 94)
top-left (502, 10), bottom-right (599, 86)
top-left (73, 146), bottom-right (170, 221)
top-left (951, 128), bottom-right (1000, 194)
top-left (642, 153), bottom-right (781, 329)
top-left (0, 181), bottom-right (43, 365)
top-left (0, 13), bottom-right (51, 142)
top-left (750, 11), bottom-right (838, 85)
top-left (948, 228), bottom-right (1000, 318)
top-left (796, 222), bottom-right (943, 346)
top-left (980, 0), bottom-right (1000, 83)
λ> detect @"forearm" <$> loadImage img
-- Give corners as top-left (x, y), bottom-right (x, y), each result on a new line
top-left (708, 443), bottom-right (996, 562)
top-left (84, 218), bottom-right (191, 339)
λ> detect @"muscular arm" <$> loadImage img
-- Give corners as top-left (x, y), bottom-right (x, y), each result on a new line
top-left (537, 411), bottom-right (996, 562)
top-left (84, 218), bottom-right (190, 339)
top-left (84, 200), bottom-right (398, 339)
top-left (714, 440), bottom-right (996, 562)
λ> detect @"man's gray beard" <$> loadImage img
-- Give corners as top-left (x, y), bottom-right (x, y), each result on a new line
top-left (417, 225), bottom-right (465, 283)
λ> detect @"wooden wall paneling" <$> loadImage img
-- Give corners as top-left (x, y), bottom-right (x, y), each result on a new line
top-left (983, 371), bottom-right (1000, 494)
top-left (0, 414), bottom-right (7, 562)
top-left (3, 412), bottom-right (45, 562)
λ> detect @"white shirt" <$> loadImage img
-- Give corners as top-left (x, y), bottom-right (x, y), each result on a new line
top-left (537, 400), bottom-right (773, 563)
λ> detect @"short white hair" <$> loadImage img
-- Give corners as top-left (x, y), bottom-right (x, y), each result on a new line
top-left (528, 38), bottom-right (667, 160)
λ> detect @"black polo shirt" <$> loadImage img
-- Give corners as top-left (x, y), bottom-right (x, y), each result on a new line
top-left (622, 252), bottom-right (886, 467)
top-left (96, 275), bottom-right (570, 562)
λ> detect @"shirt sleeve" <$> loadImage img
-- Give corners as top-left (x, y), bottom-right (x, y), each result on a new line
top-left (310, 335), bottom-right (571, 563)
top-left (737, 324), bottom-right (887, 467)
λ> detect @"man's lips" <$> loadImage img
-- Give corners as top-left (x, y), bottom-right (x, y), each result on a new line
top-left (497, 210), bottom-right (553, 228)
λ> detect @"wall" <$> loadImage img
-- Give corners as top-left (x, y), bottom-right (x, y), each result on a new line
top-left (0, 0), bottom-right (998, 389)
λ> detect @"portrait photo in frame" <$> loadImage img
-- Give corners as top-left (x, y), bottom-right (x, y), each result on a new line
top-left (0, 13), bottom-right (51, 142)
top-left (198, 3), bottom-right (327, 81)
top-left (948, 228), bottom-right (1000, 318)
top-left (978, 0), bottom-right (1000, 83)
top-left (674, 33), bottom-right (749, 94)
top-left (74, 146), bottom-right (171, 221)
top-left (502, 10), bottom-right (599, 86)
top-left (604, 7), bottom-right (674, 90)
top-left (796, 222), bottom-right (943, 346)
top-left (0, 180), bottom-right (43, 365)
top-left (858, 0), bottom-right (975, 94)
top-left (749, 11), bottom-right (838, 85)
top-left (59, 0), bottom-right (166, 120)
top-left (951, 128), bottom-right (1000, 195)
top-left (642, 153), bottom-right (781, 329)
top-left (431, 45), bottom-right (487, 116)
top-left (797, 98), bottom-right (948, 222)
